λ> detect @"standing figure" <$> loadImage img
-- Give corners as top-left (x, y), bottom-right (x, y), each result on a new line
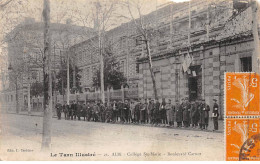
top-left (190, 101), bottom-right (199, 128)
top-left (124, 100), bottom-right (130, 123)
top-left (212, 99), bottom-right (219, 131)
top-left (129, 100), bottom-right (135, 123)
top-left (82, 103), bottom-right (87, 121)
top-left (165, 99), bottom-right (175, 127)
top-left (134, 99), bottom-right (141, 123)
top-left (111, 100), bottom-right (118, 123)
top-left (86, 102), bottom-right (93, 121)
top-left (69, 102), bottom-right (74, 120)
top-left (77, 102), bottom-right (82, 120)
top-left (199, 99), bottom-right (210, 130)
top-left (160, 98), bottom-right (167, 126)
top-left (64, 103), bottom-right (69, 120)
top-left (73, 101), bottom-right (77, 120)
top-left (149, 99), bottom-right (155, 124)
top-left (140, 99), bottom-right (146, 124)
top-left (99, 102), bottom-right (106, 122)
top-left (105, 103), bottom-right (113, 123)
top-left (182, 97), bottom-right (191, 128)
top-left (56, 103), bottom-right (62, 120)
top-left (154, 98), bottom-right (160, 126)
top-left (93, 101), bottom-right (100, 122)
top-left (175, 99), bottom-right (182, 127)
top-left (146, 98), bottom-right (152, 124)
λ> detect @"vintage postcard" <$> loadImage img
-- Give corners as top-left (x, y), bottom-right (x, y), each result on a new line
top-left (0, 0), bottom-right (260, 161)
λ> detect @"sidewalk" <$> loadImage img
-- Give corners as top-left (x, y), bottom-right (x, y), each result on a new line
top-left (4, 111), bottom-right (224, 133)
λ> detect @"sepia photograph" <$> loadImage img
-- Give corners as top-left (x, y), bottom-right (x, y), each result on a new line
top-left (0, 0), bottom-right (259, 161)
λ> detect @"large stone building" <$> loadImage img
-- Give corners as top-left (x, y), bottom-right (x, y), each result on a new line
top-left (70, 0), bottom-right (259, 117)
top-left (2, 18), bottom-right (94, 112)
top-left (137, 0), bottom-right (259, 118)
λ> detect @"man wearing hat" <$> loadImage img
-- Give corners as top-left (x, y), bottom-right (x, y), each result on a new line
top-left (182, 97), bottom-right (191, 128)
top-left (190, 100), bottom-right (198, 128)
top-left (154, 98), bottom-right (161, 126)
top-left (175, 99), bottom-right (182, 127)
top-left (199, 99), bottom-right (210, 130)
top-left (212, 99), bottom-right (219, 131)
top-left (165, 99), bottom-right (175, 127)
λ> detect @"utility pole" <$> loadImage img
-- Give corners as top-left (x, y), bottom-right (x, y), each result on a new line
top-left (251, 0), bottom-right (260, 73)
top-left (41, 0), bottom-right (52, 150)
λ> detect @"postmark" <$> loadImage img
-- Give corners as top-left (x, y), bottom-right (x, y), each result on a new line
top-left (225, 72), bottom-right (260, 116)
top-left (225, 118), bottom-right (260, 161)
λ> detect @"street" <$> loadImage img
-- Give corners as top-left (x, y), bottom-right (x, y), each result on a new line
top-left (0, 113), bottom-right (224, 161)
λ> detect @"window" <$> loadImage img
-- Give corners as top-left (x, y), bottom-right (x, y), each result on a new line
top-left (120, 36), bottom-right (127, 49)
top-left (86, 68), bottom-right (90, 80)
top-left (240, 57), bottom-right (252, 72)
top-left (136, 63), bottom-right (139, 74)
top-left (135, 36), bottom-right (142, 46)
top-left (120, 61), bottom-right (125, 73)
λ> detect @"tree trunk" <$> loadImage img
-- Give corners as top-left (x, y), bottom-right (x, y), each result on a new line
top-left (15, 78), bottom-right (19, 113)
top-left (41, 0), bottom-right (52, 151)
top-left (67, 52), bottom-right (70, 105)
top-left (144, 39), bottom-right (158, 100)
top-left (28, 78), bottom-right (31, 115)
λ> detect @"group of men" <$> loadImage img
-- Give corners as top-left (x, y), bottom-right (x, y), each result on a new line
top-left (55, 97), bottom-right (220, 131)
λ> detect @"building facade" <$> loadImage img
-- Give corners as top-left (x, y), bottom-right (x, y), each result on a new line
top-left (2, 18), bottom-right (94, 112)
top-left (70, 0), bottom-right (259, 118)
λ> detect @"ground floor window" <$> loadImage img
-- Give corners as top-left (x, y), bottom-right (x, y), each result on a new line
top-left (240, 56), bottom-right (252, 72)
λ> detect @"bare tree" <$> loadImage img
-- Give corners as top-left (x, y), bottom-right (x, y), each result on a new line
top-left (121, 0), bottom-right (159, 100)
top-left (41, 0), bottom-right (52, 150)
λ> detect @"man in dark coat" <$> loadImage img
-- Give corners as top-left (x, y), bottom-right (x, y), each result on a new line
top-left (111, 100), bottom-right (118, 122)
top-left (134, 99), bottom-right (141, 123)
top-left (76, 102), bottom-right (82, 120)
top-left (212, 99), bottom-right (219, 131)
top-left (124, 100), bottom-right (130, 123)
top-left (99, 101), bottom-right (106, 122)
top-left (82, 103), bottom-right (87, 121)
top-left (56, 103), bottom-right (62, 120)
top-left (160, 98), bottom-right (167, 126)
top-left (72, 101), bottom-right (77, 120)
top-left (182, 97), bottom-right (191, 127)
top-left (190, 100), bottom-right (199, 128)
top-left (199, 99), bottom-right (210, 130)
top-left (86, 102), bottom-right (92, 121)
top-left (64, 103), bottom-right (69, 120)
top-left (69, 102), bottom-right (74, 120)
top-left (146, 98), bottom-right (152, 124)
top-left (92, 101), bottom-right (100, 122)
top-left (175, 99), bottom-right (182, 127)
top-left (148, 100), bottom-right (155, 124)
top-left (154, 98), bottom-right (160, 126)
top-left (105, 103), bottom-right (113, 123)
top-left (140, 99), bottom-right (146, 124)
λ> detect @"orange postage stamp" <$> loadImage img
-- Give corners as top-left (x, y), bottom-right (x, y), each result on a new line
top-left (226, 118), bottom-right (260, 161)
top-left (225, 72), bottom-right (260, 116)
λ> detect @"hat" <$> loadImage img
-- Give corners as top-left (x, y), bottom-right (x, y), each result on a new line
top-left (213, 99), bottom-right (217, 102)
top-left (168, 99), bottom-right (172, 101)
top-left (202, 99), bottom-right (205, 101)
